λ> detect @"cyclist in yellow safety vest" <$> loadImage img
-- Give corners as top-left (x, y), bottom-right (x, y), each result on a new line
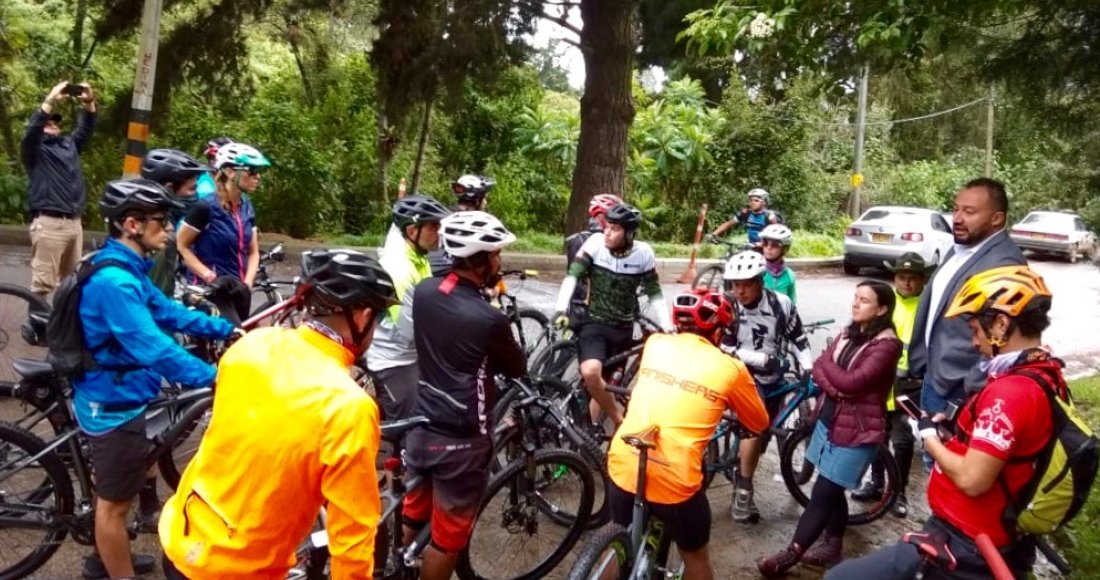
top-left (850, 252), bottom-right (933, 516)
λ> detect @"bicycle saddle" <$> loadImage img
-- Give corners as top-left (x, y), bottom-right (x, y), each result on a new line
top-left (381, 416), bottom-right (431, 443)
top-left (903, 530), bottom-right (957, 571)
top-left (13, 358), bottom-right (59, 380)
top-left (621, 424), bottom-right (659, 450)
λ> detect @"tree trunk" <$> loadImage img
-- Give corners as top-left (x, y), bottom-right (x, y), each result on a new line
top-left (288, 38), bottom-right (314, 106)
top-left (567, 0), bottom-right (636, 234)
top-left (409, 98), bottom-right (434, 194)
top-left (0, 72), bottom-right (20, 173)
top-left (72, 0), bottom-right (87, 61)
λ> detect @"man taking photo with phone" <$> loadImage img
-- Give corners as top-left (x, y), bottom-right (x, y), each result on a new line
top-left (21, 81), bottom-right (97, 297)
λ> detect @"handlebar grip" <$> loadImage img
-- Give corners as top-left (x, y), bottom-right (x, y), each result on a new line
top-left (974, 534), bottom-right (1014, 580)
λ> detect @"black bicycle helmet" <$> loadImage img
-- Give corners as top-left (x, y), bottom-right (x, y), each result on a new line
top-left (300, 248), bottom-right (398, 312)
top-left (141, 148), bottom-right (212, 187)
top-left (99, 179), bottom-right (183, 220)
top-left (393, 194), bottom-right (450, 228)
top-left (451, 174), bottom-right (495, 201)
top-left (605, 202), bottom-right (642, 231)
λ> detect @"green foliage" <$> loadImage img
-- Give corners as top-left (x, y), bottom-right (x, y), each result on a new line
top-left (0, 172), bottom-right (27, 222)
top-left (1055, 375), bottom-right (1100, 573)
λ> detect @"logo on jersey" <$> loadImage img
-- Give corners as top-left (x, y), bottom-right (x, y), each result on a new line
top-left (971, 398), bottom-right (1016, 452)
top-left (751, 323), bottom-right (769, 351)
top-left (638, 367), bottom-right (722, 403)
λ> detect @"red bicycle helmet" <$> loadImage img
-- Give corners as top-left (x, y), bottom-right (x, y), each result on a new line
top-left (588, 193), bottom-right (623, 218)
top-left (673, 288), bottom-right (734, 340)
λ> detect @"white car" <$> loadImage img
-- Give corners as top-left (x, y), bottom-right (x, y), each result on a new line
top-left (843, 206), bottom-right (954, 276)
top-left (1010, 211), bottom-right (1097, 263)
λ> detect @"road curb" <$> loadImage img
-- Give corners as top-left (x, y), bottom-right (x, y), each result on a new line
top-left (0, 224), bottom-right (841, 279)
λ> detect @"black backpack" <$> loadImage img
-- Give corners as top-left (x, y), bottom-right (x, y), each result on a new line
top-left (46, 255), bottom-right (127, 377)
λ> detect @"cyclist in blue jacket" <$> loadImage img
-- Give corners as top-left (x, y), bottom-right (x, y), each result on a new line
top-left (74, 179), bottom-right (236, 579)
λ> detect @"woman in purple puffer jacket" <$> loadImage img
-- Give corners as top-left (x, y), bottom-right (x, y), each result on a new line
top-left (758, 280), bottom-right (902, 578)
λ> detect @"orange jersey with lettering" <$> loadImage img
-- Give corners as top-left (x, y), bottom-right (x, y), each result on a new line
top-left (608, 333), bottom-right (767, 504)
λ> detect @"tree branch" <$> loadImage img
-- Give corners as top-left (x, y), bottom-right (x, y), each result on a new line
top-left (516, 0), bottom-right (583, 37)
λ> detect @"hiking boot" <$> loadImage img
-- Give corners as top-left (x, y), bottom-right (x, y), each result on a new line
top-left (129, 507), bottom-right (161, 534)
top-left (730, 487), bottom-right (760, 523)
top-left (892, 493), bottom-right (909, 518)
top-left (82, 553), bottom-right (156, 579)
top-left (756, 543), bottom-right (804, 578)
top-left (850, 481), bottom-right (883, 502)
top-left (801, 533), bottom-right (843, 568)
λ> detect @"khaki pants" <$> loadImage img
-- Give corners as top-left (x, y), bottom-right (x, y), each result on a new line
top-left (29, 214), bottom-right (83, 295)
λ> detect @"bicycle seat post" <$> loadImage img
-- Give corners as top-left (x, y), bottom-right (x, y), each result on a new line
top-left (632, 444), bottom-right (648, 548)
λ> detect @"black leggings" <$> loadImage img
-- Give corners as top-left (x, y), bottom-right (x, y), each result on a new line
top-left (794, 476), bottom-right (848, 548)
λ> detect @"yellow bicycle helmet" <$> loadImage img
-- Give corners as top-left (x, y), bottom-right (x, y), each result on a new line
top-left (945, 265), bottom-right (1052, 319)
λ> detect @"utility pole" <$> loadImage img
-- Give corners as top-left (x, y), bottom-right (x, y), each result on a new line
top-left (849, 66), bottom-right (869, 218)
top-left (984, 88), bottom-right (995, 177)
top-left (121, 0), bottom-right (163, 178)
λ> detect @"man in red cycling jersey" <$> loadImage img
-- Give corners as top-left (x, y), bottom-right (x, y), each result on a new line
top-left (827, 265), bottom-right (1059, 579)
top-left (607, 288), bottom-right (769, 580)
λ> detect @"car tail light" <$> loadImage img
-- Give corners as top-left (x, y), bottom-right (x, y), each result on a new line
top-left (1012, 229), bottom-right (1029, 236)
top-left (1047, 233), bottom-right (1068, 241)
top-left (846, 227), bottom-right (862, 237)
top-left (901, 232), bottom-right (923, 242)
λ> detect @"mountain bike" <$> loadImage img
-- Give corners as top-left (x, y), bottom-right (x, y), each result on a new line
top-left (249, 242), bottom-right (300, 323)
top-left (566, 425), bottom-right (684, 580)
top-left (0, 381), bottom-right (214, 579)
top-left (496, 270), bottom-right (554, 359)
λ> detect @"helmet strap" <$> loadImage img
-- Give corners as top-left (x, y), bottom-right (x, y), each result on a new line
top-left (979, 313), bottom-right (1012, 355)
top-left (405, 223), bottom-right (428, 255)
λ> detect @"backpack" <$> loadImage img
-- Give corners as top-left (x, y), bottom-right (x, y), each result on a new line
top-left (974, 367), bottom-right (1100, 537)
top-left (46, 255), bottom-right (127, 377)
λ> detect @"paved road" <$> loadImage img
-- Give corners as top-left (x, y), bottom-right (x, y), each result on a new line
top-left (1, 244), bottom-right (1095, 578)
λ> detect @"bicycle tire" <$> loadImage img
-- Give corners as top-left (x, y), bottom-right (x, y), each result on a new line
top-left (566, 524), bottom-right (634, 580)
top-left (779, 424), bottom-right (899, 525)
top-left (0, 421), bottom-right (75, 580)
top-left (457, 448), bottom-right (595, 580)
top-left (0, 285), bottom-right (50, 386)
top-left (528, 339), bottom-right (579, 381)
top-left (513, 309), bottom-right (552, 359)
top-left (157, 397), bottom-right (215, 489)
top-left (691, 265), bottom-right (724, 292)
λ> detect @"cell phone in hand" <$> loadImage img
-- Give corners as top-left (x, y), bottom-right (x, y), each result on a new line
top-left (894, 394), bottom-right (922, 420)
top-left (64, 84), bottom-right (85, 97)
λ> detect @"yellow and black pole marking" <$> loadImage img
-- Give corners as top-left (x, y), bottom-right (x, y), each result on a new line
top-left (121, 0), bottom-right (163, 179)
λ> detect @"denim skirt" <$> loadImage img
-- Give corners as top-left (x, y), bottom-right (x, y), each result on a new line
top-left (805, 420), bottom-right (877, 489)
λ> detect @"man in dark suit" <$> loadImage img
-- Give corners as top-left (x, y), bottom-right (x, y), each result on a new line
top-left (908, 177), bottom-right (1026, 427)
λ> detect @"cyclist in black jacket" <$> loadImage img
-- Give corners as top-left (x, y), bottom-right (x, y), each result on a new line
top-left (406, 210), bottom-right (526, 580)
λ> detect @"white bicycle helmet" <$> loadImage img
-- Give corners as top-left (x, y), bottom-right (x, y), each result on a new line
top-left (747, 187), bottom-right (770, 201)
top-left (760, 224), bottom-right (793, 246)
top-left (214, 143), bottom-right (271, 170)
top-left (723, 250), bottom-right (767, 281)
top-left (440, 211), bottom-right (516, 258)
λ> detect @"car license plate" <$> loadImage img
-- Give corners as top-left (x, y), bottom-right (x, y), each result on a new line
top-left (1031, 233), bottom-right (1044, 239)
top-left (871, 233), bottom-right (892, 243)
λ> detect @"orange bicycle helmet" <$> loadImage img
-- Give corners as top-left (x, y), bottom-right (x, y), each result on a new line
top-left (945, 265), bottom-right (1052, 319)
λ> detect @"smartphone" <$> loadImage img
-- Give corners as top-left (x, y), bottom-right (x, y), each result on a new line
top-left (64, 84), bottom-right (85, 97)
top-left (894, 394), bottom-right (922, 420)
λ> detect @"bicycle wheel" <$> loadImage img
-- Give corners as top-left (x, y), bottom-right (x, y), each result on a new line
top-left (566, 523), bottom-right (634, 580)
top-left (0, 285), bottom-right (49, 385)
top-left (779, 424), bottom-right (899, 525)
top-left (157, 397), bottom-right (215, 489)
top-left (691, 265), bottom-right (724, 292)
top-left (512, 309), bottom-right (551, 359)
top-left (0, 380), bottom-right (68, 444)
top-left (458, 448), bottom-right (595, 580)
top-left (528, 339), bottom-right (579, 382)
top-left (0, 422), bottom-right (75, 579)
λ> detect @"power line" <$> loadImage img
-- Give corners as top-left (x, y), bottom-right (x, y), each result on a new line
top-left (759, 95), bottom-right (991, 127)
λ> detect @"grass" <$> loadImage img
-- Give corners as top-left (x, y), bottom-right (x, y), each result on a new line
top-left (323, 228), bottom-right (843, 259)
top-left (1054, 374), bottom-right (1100, 573)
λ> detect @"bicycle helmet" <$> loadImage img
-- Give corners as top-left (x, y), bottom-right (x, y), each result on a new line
top-left (214, 143), bottom-right (271, 171)
top-left (141, 149), bottom-right (212, 187)
top-left (760, 223), bottom-right (793, 246)
top-left (393, 194), bottom-right (450, 228)
top-left (99, 179), bottom-right (183, 220)
top-left (747, 188), bottom-right (770, 201)
top-left (673, 288), bottom-right (734, 337)
top-left (723, 250), bottom-right (767, 281)
top-left (945, 265), bottom-right (1052, 320)
top-left (203, 136), bottom-right (235, 161)
top-left (605, 203), bottom-right (642, 232)
top-left (439, 211), bottom-right (516, 258)
top-left (300, 248), bottom-right (397, 312)
top-left (588, 193), bottom-right (623, 218)
top-left (452, 174), bottom-right (496, 201)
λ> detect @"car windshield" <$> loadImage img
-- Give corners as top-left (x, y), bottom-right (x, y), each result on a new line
top-left (860, 209), bottom-right (918, 222)
top-left (1021, 213), bottom-right (1072, 227)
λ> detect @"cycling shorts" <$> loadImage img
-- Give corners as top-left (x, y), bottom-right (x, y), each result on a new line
top-left (402, 428), bottom-right (492, 553)
top-left (88, 414), bottom-right (153, 502)
top-left (577, 321), bottom-right (634, 365)
top-left (608, 482), bottom-right (711, 553)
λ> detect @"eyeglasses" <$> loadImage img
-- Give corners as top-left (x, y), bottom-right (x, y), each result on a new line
top-left (761, 240), bottom-right (784, 248)
top-left (144, 215), bottom-right (172, 228)
top-left (245, 168), bottom-right (266, 177)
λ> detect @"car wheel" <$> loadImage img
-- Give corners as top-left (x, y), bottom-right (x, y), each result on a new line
top-left (843, 259), bottom-right (860, 276)
top-left (1068, 245), bottom-right (1079, 264)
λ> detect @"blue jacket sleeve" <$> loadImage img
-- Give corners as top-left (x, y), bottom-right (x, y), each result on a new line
top-left (72, 110), bottom-right (96, 152)
top-left (86, 274), bottom-right (219, 387)
top-left (147, 282), bottom-right (235, 339)
top-left (21, 110), bottom-right (47, 169)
